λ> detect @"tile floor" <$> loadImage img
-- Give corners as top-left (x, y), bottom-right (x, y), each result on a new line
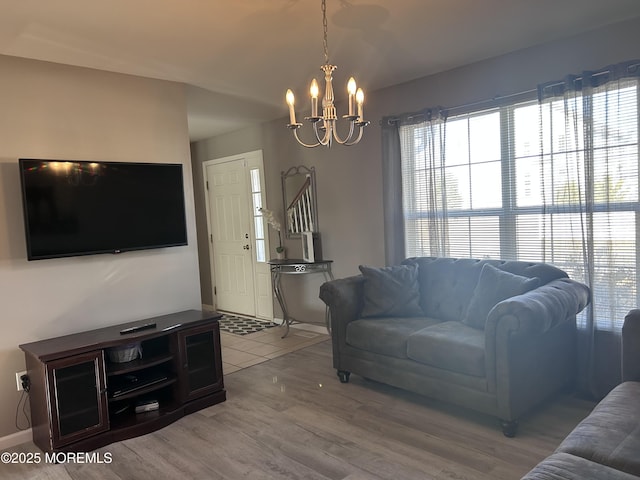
top-left (220, 319), bottom-right (330, 374)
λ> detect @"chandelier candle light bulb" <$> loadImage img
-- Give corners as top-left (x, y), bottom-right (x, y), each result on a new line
top-left (285, 0), bottom-right (369, 148)
top-left (310, 79), bottom-right (319, 117)
top-left (347, 77), bottom-right (356, 116)
top-left (286, 89), bottom-right (297, 125)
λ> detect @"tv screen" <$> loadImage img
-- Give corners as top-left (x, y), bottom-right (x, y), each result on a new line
top-left (19, 159), bottom-right (188, 260)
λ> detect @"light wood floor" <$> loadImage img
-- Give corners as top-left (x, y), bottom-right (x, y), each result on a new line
top-left (1, 339), bottom-right (595, 480)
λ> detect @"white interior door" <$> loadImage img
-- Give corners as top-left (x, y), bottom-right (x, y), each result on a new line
top-left (205, 159), bottom-right (255, 316)
top-left (204, 151), bottom-right (273, 320)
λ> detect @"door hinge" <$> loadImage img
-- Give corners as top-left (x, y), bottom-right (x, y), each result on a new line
top-left (210, 233), bottom-right (213, 243)
top-left (206, 180), bottom-right (209, 190)
top-left (214, 286), bottom-right (217, 295)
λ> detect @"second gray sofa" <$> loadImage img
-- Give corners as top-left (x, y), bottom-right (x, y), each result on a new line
top-left (522, 308), bottom-right (640, 479)
top-left (319, 257), bottom-right (591, 436)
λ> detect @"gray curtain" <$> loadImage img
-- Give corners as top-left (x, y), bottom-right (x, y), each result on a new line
top-left (381, 118), bottom-right (405, 266)
top-left (538, 60), bottom-right (640, 398)
top-left (381, 109), bottom-right (449, 265)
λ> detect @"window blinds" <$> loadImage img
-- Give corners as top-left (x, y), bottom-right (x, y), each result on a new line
top-left (400, 78), bottom-right (639, 329)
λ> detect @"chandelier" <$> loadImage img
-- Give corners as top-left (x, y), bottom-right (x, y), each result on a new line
top-left (285, 0), bottom-right (369, 148)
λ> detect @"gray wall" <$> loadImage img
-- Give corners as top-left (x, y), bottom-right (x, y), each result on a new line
top-left (0, 55), bottom-right (200, 440)
top-left (192, 16), bottom-right (640, 324)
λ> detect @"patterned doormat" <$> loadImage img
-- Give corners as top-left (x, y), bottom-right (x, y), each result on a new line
top-left (218, 314), bottom-right (278, 336)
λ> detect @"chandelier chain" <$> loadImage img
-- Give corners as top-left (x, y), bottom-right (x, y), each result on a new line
top-left (322, 0), bottom-right (329, 64)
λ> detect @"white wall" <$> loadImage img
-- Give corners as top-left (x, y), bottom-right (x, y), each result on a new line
top-left (0, 55), bottom-right (201, 438)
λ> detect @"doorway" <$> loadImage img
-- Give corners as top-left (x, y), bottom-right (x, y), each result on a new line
top-left (203, 150), bottom-right (273, 320)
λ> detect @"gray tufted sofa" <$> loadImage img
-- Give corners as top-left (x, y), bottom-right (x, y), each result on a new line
top-left (522, 309), bottom-right (640, 479)
top-left (319, 257), bottom-right (591, 436)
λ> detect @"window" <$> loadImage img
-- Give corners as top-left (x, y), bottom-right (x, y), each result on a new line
top-left (400, 78), bottom-right (639, 330)
top-left (250, 168), bottom-right (267, 263)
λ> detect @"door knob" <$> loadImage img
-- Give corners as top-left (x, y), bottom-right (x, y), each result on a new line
top-left (243, 244), bottom-right (250, 250)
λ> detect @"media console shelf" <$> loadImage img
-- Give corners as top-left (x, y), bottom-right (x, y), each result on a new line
top-left (19, 310), bottom-right (225, 453)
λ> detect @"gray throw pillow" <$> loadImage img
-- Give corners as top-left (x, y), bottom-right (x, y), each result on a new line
top-left (359, 264), bottom-right (423, 318)
top-left (462, 263), bottom-right (540, 329)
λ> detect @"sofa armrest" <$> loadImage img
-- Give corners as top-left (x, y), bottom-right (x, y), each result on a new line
top-left (486, 278), bottom-right (591, 336)
top-left (485, 278), bottom-right (590, 399)
top-left (319, 275), bottom-right (365, 330)
top-left (319, 275), bottom-right (365, 369)
top-left (623, 309), bottom-right (640, 382)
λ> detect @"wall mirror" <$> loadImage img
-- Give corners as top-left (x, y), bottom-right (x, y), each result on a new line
top-left (281, 165), bottom-right (318, 238)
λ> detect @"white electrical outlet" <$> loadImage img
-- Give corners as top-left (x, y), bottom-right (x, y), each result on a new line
top-left (15, 371), bottom-right (27, 391)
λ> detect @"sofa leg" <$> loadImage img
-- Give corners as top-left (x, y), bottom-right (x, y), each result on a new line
top-left (337, 370), bottom-right (351, 383)
top-left (501, 419), bottom-right (519, 438)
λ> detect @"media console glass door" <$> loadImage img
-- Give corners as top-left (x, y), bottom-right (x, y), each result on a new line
top-left (179, 323), bottom-right (224, 402)
top-left (47, 350), bottom-right (109, 447)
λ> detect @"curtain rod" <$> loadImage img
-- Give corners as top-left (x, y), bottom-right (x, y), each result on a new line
top-left (384, 60), bottom-right (640, 126)
top-left (384, 88), bottom-right (536, 125)
top-left (539, 61), bottom-right (640, 93)
top-left (446, 88), bottom-right (537, 113)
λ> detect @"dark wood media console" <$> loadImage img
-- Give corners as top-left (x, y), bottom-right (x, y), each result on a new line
top-left (19, 310), bottom-right (226, 453)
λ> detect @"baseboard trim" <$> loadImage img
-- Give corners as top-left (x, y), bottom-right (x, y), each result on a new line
top-left (201, 303), bottom-right (215, 311)
top-left (0, 429), bottom-right (32, 450)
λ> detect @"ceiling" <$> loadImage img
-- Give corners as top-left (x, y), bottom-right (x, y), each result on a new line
top-left (2, 1), bottom-right (640, 142)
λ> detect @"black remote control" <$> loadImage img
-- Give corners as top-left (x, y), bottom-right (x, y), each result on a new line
top-left (119, 322), bottom-right (157, 335)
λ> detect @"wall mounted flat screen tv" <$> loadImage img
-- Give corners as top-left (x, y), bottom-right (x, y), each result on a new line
top-left (19, 159), bottom-right (188, 260)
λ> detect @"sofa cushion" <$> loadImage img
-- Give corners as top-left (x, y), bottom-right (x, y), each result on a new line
top-left (462, 263), bottom-right (540, 329)
top-left (404, 257), bottom-right (484, 322)
top-left (402, 257), bottom-right (567, 323)
top-left (346, 317), bottom-right (440, 358)
top-left (522, 452), bottom-right (638, 480)
top-left (555, 381), bottom-right (640, 476)
top-left (406, 321), bottom-right (485, 377)
top-left (359, 264), bottom-right (423, 318)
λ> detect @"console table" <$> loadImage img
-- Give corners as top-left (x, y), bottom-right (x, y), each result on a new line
top-left (268, 259), bottom-right (334, 337)
top-left (19, 310), bottom-right (225, 453)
